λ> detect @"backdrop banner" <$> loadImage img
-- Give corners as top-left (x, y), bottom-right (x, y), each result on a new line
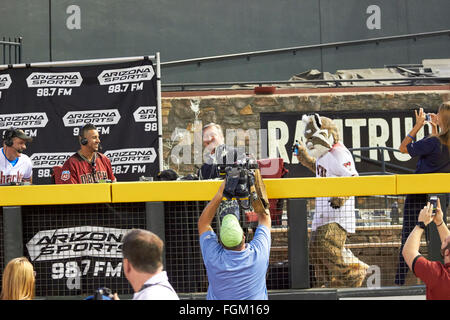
top-left (260, 110), bottom-right (436, 177)
top-left (0, 59), bottom-right (159, 184)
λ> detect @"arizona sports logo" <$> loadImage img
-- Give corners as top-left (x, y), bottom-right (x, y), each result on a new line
top-left (0, 112), bottom-right (48, 129)
top-left (30, 153), bottom-right (72, 169)
top-left (97, 65), bottom-right (155, 85)
top-left (26, 226), bottom-right (129, 262)
top-left (133, 106), bottom-right (157, 122)
top-left (0, 74), bottom-right (12, 90)
top-left (62, 109), bottom-right (121, 127)
top-left (105, 148), bottom-right (157, 165)
top-left (26, 72), bottom-right (83, 87)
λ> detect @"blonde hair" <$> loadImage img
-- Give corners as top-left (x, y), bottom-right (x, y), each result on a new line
top-left (1, 257), bottom-right (35, 300)
top-left (435, 101), bottom-right (450, 148)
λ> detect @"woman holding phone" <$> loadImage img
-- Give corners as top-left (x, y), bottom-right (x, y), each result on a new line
top-left (395, 102), bottom-right (450, 285)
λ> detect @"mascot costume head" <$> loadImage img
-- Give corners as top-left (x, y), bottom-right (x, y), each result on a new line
top-left (302, 113), bottom-right (340, 159)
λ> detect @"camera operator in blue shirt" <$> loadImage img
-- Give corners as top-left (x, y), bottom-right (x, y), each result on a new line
top-left (198, 181), bottom-right (271, 300)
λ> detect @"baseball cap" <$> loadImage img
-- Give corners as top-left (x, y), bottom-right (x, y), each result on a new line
top-left (3, 127), bottom-right (33, 142)
top-left (14, 129), bottom-right (33, 142)
top-left (220, 214), bottom-right (243, 248)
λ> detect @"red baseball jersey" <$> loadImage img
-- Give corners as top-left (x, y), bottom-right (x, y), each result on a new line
top-left (413, 255), bottom-right (450, 300)
top-left (60, 152), bottom-right (116, 184)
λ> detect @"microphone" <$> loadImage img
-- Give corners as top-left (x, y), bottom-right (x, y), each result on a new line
top-left (6, 145), bottom-right (23, 154)
top-left (214, 144), bottom-right (228, 165)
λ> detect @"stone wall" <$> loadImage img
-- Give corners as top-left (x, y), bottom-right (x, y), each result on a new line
top-left (161, 86), bottom-right (450, 176)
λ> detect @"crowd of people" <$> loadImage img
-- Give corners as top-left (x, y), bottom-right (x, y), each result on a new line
top-left (1, 102), bottom-right (449, 300)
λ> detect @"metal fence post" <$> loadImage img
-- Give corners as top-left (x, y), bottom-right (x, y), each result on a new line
top-left (287, 198), bottom-right (310, 289)
top-left (2, 206), bottom-right (24, 264)
top-left (145, 202), bottom-right (166, 264)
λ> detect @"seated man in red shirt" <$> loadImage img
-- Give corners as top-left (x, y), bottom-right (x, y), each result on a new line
top-left (402, 198), bottom-right (450, 300)
top-left (60, 123), bottom-right (116, 184)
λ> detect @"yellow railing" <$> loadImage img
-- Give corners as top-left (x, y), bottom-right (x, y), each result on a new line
top-left (1, 173), bottom-right (448, 206)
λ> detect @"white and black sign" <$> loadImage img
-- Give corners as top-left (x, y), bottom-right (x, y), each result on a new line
top-left (26, 226), bottom-right (127, 262)
top-left (0, 60), bottom-right (160, 184)
top-left (21, 203), bottom-right (148, 295)
top-left (260, 110), bottom-right (435, 177)
top-left (24, 222), bottom-right (133, 294)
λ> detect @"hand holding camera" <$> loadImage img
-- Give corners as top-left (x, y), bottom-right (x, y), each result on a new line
top-left (418, 196), bottom-right (444, 227)
top-left (430, 196), bottom-right (445, 227)
top-left (292, 139), bottom-right (308, 156)
top-left (221, 156), bottom-right (258, 201)
top-left (429, 196), bottom-right (438, 216)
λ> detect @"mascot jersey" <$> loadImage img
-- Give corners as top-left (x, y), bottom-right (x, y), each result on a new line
top-left (312, 142), bottom-right (358, 233)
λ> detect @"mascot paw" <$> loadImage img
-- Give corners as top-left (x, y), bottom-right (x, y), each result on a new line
top-left (329, 197), bottom-right (346, 209)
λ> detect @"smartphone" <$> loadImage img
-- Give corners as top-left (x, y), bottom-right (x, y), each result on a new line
top-left (429, 196), bottom-right (438, 215)
top-left (425, 113), bottom-right (431, 122)
top-left (292, 140), bottom-right (299, 156)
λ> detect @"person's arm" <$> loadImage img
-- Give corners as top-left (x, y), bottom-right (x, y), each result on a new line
top-left (23, 176), bottom-right (32, 184)
top-left (198, 181), bottom-right (225, 235)
top-left (21, 157), bottom-right (33, 184)
top-left (399, 108), bottom-right (426, 154)
top-left (104, 155), bottom-right (116, 182)
top-left (60, 158), bottom-right (80, 184)
top-left (402, 202), bottom-right (434, 270)
top-left (294, 140), bottom-right (316, 173)
top-left (433, 197), bottom-right (450, 243)
top-left (257, 203), bottom-right (271, 229)
top-left (23, 166), bottom-right (32, 184)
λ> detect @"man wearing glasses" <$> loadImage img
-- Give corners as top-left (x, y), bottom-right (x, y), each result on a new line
top-left (59, 123), bottom-right (116, 184)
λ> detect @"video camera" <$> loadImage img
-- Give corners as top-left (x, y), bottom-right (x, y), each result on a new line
top-left (85, 287), bottom-right (114, 300)
top-left (219, 156), bottom-right (259, 207)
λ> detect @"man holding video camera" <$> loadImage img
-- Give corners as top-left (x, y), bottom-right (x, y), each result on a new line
top-left (198, 180), bottom-right (271, 300)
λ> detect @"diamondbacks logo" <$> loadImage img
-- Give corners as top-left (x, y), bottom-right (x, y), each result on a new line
top-left (26, 226), bottom-right (129, 261)
top-left (0, 171), bottom-right (24, 184)
top-left (97, 65), bottom-right (155, 85)
top-left (343, 161), bottom-right (352, 169)
top-left (26, 72), bottom-right (83, 87)
top-left (0, 74), bottom-right (12, 89)
top-left (62, 109), bottom-right (121, 126)
top-left (0, 112), bottom-right (48, 129)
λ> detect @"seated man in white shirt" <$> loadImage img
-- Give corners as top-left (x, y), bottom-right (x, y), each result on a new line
top-left (1, 127), bottom-right (33, 184)
top-left (114, 229), bottom-right (179, 300)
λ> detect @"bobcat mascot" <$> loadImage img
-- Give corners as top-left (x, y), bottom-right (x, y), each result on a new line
top-left (293, 113), bottom-right (369, 288)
